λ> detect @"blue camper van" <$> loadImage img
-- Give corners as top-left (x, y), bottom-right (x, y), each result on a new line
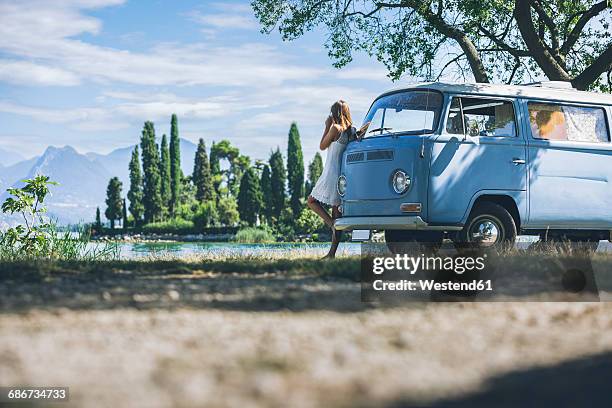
top-left (334, 82), bottom-right (612, 249)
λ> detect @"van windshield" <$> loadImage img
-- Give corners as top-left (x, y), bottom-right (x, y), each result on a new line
top-left (362, 90), bottom-right (443, 137)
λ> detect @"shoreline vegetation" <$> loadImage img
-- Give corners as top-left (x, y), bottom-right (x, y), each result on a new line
top-left (94, 115), bottom-right (327, 245)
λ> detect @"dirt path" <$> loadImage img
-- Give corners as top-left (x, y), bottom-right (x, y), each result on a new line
top-left (1, 261), bottom-right (612, 407)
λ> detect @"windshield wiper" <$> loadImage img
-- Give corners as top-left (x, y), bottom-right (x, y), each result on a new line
top-left (368, 127), bottom-right (393, 134)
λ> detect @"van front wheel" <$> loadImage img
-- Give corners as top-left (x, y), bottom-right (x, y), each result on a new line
top-left (454, 202), bottom-right (517, 250)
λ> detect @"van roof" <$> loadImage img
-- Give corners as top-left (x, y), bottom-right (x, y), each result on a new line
top-left (384, 82), bottom-right (612, 105)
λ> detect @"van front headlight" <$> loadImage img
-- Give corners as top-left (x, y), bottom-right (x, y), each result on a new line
top-left (337, 175), bottom-right (347, 196)
top-left (392, 170), bottom-right (410, 194)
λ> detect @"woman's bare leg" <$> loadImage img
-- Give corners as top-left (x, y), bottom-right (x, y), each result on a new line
top-left (324, 206), bottom-right (342, 258)
top-left (307, 196), bottom-right (333, 228)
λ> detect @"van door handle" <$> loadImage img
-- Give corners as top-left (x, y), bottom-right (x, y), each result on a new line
top-left (512, 158), bottom-right (526, 165)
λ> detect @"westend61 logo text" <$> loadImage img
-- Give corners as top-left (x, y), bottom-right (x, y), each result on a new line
top-left (372, 254), bottom-right (486, 275)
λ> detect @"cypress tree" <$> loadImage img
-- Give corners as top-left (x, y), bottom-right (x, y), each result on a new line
top-left (169, 114), bottom-right (182, 215)
top-left (105, 177), bottom-right (123, 229)
top-left (140, 121), bottom-right (163, 223)
top-left (210, 141), bottom-right (220, 175)
top-left (305, 152), bottom-right (323, 197)
top-left (160, 134), bottom-right (171, 213)
top-left (193, 138), bottom-right (214, 202)
top-left (127, 146), bottom-right (144, 226)
top-left (122, 198), bottom-right (128, 230)
top-left (269, 148), bottom-right (286, 220)
top-left (287, 122), bottom-right (305, 216)
top-left (237, 167), bottom-right (263, 226)
top-left (95, 207), bottom-right (102, 230)
top-left (209, 142), bottom-right (222, 195)
top-left (260, 164), bottom-right (272, 222)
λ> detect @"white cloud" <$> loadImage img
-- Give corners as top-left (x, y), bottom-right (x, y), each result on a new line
top-left (0, 0), bottom-right (396, 163)
top-left (0, 1), bottom-right (321, 87)
top-left (0, 60), bottom-right (81, 86)
top-left (189, 10), bottom-right (257, 30)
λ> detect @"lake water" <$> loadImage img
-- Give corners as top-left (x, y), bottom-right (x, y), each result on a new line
top-left (115, 241), bottom-right (362, 259)
top-left (110, 236), bottom-right (612, 260)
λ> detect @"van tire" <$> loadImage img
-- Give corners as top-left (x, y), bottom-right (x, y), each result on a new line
top-left (384, 230), bottom-right (443, 254)
top-left (454, 202), bottom-right (516, 250)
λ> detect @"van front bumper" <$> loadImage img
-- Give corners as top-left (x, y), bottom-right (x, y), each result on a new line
top-left (334, 216), bottom-right (462, 231)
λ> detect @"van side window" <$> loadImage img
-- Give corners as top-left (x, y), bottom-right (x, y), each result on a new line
top-left (528, 102), bottom-right (609, 143)
top-left (446, 97), bottom-right (516, 137)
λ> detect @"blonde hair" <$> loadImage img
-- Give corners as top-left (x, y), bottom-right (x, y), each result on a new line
top-left (331, 100), bottom-right (352, 129)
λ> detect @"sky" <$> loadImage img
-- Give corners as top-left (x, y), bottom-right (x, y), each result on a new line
top-left (0, 0), bottom-right (411, 165)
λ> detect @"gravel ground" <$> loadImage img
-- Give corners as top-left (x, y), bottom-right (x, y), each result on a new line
top-left (1, 260), bottom-right (612, 408)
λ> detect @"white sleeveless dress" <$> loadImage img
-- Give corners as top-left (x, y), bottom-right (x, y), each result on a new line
top-left (310, 129), bottom-right (351, 206)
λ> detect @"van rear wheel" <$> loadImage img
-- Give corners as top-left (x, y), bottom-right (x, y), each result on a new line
top-left (384, 230), bottom-right (443, 254)
top-left (454, 202), bottom-right (516, 251)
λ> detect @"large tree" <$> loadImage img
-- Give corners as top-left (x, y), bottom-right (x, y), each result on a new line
top-left (140, 121), bottom-right (163, 223)
top-left (193, 138), bottom-right (214, 202)
top-left (269, 148), bottom-right (287, 220)
top-left (95, 207), bottom-right (102, 230)
top-left (305, 152), bottom-right (323, 197)
top-left (287, 122), bottom-right (305, 216)
top-left (252, 0), bottom-right (612, 91)
top-left (169, 114), bottom-right (182, 215)
top-left (127, 146), bottom-right (144, 226)
top-left (209, 141), bottom-right (222, 194)
top-left (105, 177), bottom-right (123, 229)
top-left (209, 140), bottom-right (249, 197)
top-left (237, 167), bottom-right (263, 226)
top-left (260, 164), bottom-right (273, 222)
top-left (122, 199), bottom-right (128, 230)
top-left (160, 134), bottom-right (171, 213)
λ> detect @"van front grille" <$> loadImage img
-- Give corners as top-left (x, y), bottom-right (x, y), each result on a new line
top-left (346, 152), bottom-right (365, 163)
top-left (367, 150), bottom-right (394, 161)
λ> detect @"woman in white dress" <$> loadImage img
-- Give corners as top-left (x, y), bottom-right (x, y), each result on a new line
top-left (307, 100), bottom-right (355, 259)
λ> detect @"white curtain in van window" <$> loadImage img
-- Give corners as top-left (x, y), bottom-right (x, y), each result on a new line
top-left (563, 106), bottom-right (607, 143)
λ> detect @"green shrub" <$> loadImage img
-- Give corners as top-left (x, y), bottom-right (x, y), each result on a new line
top-left (141, 219), bottom-right (194, 234)
top-left (0, 176), bottom-right (118, 261)
top-left (234, 227), bottom-right (276, 243)
top-left (193, 201), bottom-right (218, 230)
top-left (295, 207), bottom-right (326, 235)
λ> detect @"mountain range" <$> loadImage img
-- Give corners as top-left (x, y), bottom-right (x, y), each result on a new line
top-left (0, 140), bottom-right (198, 226)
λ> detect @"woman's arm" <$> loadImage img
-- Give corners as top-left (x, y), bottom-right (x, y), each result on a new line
top-left (320, 121), bottom-right (340, 150)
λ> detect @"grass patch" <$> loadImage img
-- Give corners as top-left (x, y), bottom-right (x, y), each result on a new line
top-left (234, 227), bottom-right (276, 243)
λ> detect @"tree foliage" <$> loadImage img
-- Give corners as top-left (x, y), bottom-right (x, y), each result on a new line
top-left (160, 134), bottom-right (172, 212)
top-left (260, 164), bottom-right (273, 222)
top-left (287, 122), bottom-right (305, 216)
top-left (252, 0), bottom-right (612, 91)
top-left (95, 206), bottom-right (102, 230)
top-left (105, 177), bottom-right (123, 229)
top-left (169, 114), bottom-right (182, 215)
top-left (269, 148), bottom-right (287, 220)
top-left (128, 146), bottom-right (144, 226)
top-left (218, 196), bottom-right (240, 226)
top-left (140, 121), bottom-right (163, 223)
top-left (237, 167), bottom-right (263, 226)
top-left (193, 138), bottom-right (214, 202)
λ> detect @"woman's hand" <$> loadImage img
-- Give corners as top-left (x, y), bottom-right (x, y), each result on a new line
top-left (325, 115), bottom-right (333, 127)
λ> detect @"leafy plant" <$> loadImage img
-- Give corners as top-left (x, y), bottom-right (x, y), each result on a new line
top-left (1, 175), bottom-right (58, 255)
top-left (234, 227), bottom-right (276, 243)
top-left (0, 175), bottom-right (118, 261)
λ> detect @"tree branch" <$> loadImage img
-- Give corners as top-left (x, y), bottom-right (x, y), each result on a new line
top-left (561, 0), bottom-right (608, 55)
top-left (514, 0), bottom-right (571, 81)
top-left (478, 24), bottom-right (531, 57)
top-left (572, 44), bottom-right (612, 90)
top-left (373, 1), bottom-right (490, 82)
top-left (532, 0), bottom-right (559, 53)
